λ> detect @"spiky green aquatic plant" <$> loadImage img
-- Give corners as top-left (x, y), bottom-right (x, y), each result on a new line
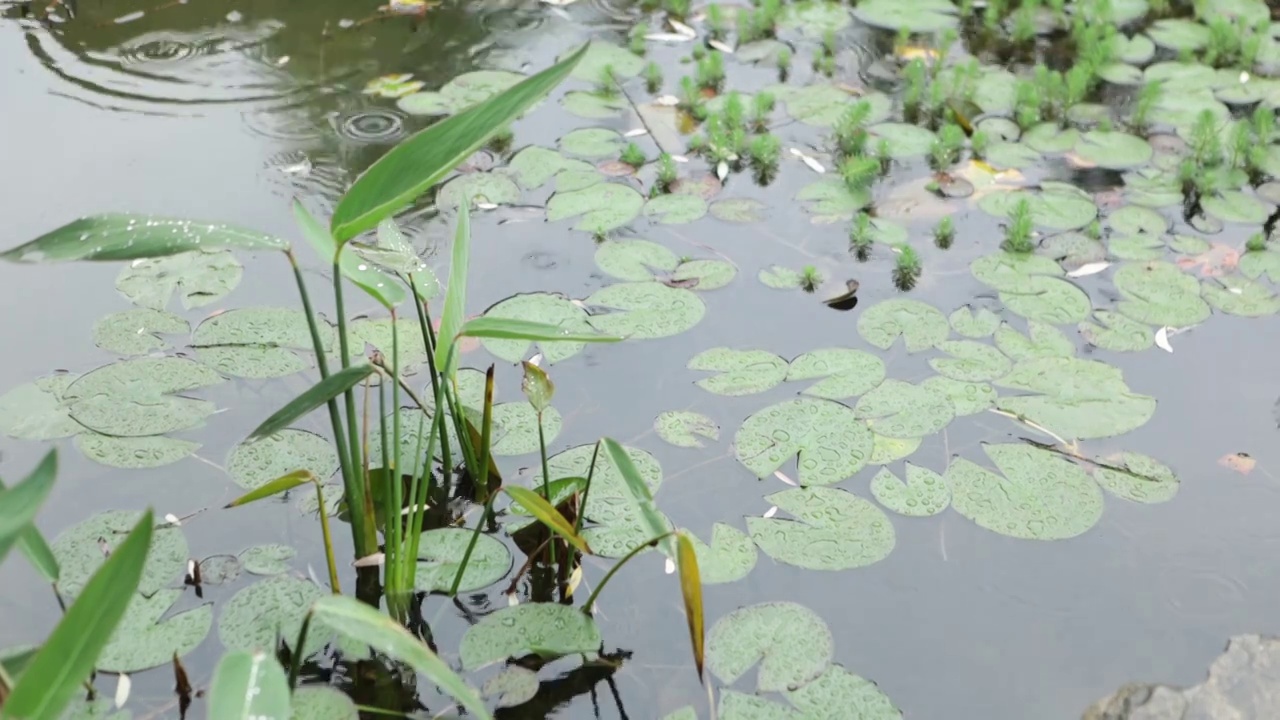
top-left (892, 245), bottom-right (922, 290)
top-left (934, 216), bottom-right (955, 249)
top-left (1003, 198), bottom-right (1035, 253)
top-left (850, 211), bottom-right (875, 260)
top-left (643, 61), bottom-right (663, 93)
top-left (621, 143), bottom-right (646, 170)
top-left (800, 265), bottom-right (823, 292)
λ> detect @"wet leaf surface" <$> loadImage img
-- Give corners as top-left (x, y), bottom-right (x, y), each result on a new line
top-left (705, 601), bottom-right (833, 692)
top-left (735, 398), bottom-right (873, 485)
top-left (748, 486), bottom-right (895, 570)
top-left (459, 603), bottom-right (600, 670)
top-left (948, 444), bottom-right (1104, 540)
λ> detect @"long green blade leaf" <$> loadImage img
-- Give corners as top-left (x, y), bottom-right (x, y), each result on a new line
top-left (293, 200), bottom-right (406, 309)
top-left (206, 650), bottom-right (292, 720)
top-left (0, 451), bottom-right (57, 552)
top-left (15, 525), bottom-right (59, 584)
top-left (459, 317), bottom-right (623, 344)
top-left (330, 43), bottom-right (589, 241)
top-left (601, 438), bottom-right (672, 554)
top-left (434, 203), bottom-right (470, 372)
top-left (224, 470), bottom-right (316, 508)
top-left (504, 486), bottom-right (592, 555)
top-left (310, 595), bottom-right (492, 720)
top-left (0, 214), bottom-right (286, 263)
top-left (249, 363), bottom-right (375, 440)
top-left (2, 511), bottom-right (153, 720)
top-left (675, 531), bottom-right (705, 682)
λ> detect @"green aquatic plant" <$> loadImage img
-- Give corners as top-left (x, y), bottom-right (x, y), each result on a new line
top-left (969, 129), bottom-right (990, 159)
top-left (597, 64), bottom-right (618, 96)
top-left (850, 211), bottom-right (874, 260)
top-left (1084, 219), bottom-right (1102, 240)
top-left (934, 216), bottom-right (955, 249)
top-left (696, 51), bottom-right (726, 91)
top-left (656, 152), bottom-right (678, 192)
top-left (621, 142), bottom-right (646, 170)
top-left (721, 91), bottom-right (747, 132)
top-left (1247, 232), bottom-right (1268, 253)
top-left (776, 46), bottom-right (792, 78)
top-left (1010, 4), bottom-right (1037, 46)
top-left (628, 25), bottom-right (647, 56)
top-left (930, 123), bottom-right (965, 170)
top-left (678, 75), bottom-right (705, 117)
top-left (903, 59), bottom-right (927, 123)
top-left (841, 155), bottom-right (880, 193)
top-left (706, 3), bottom-right (727, 39)
top-left (834, 99), bottom-right (872, 158)
top-left (664, 0), bottom-right (690, 18)
top-left (893, 245), bottom-right (922, 291)
top-left (643, 61), bottom-right (663, 93)
top-left (1003, 197), bottom-right (1035, 253)
top-left (1130, 81), bottom-right (1161, 132)
top-left (800, 265), bottom-right (823, 292)
top-left (751, 91), bottom-right (775, 132)
top-left (1014, 80), bottom-right (1042, 129)
top-left (983, 0), bottom-right (1006, 31)
top-left (1190, 110), bottom-right (1223, 166)
top-left (748, 133), bottom-right (781, 174)
top-left (875, 137), bottom-right (893, 172)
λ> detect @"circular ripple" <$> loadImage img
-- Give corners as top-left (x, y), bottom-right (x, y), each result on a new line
top-left (335, 108), bottom-right (407, 143)
top-left (119, 35), bottom-right (202, 64)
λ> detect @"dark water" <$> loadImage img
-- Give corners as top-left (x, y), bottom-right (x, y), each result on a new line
top-left (3, 1), bottom-right (1280, 718)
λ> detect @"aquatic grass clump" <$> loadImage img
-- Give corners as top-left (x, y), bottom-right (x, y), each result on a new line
top-left (748, 133), bottom-right (781, 176)
top-left (776, 47), bottom-right (791, 79)
top-left (969, 130), bottom-right (990, 160)
top-left (621, 143), bottom-right (646, 170)
top-left (892, 245), bottom-right (922, 291)
top-left (751, 91), bottom-right (775, 132)
top-left (903, 59), bottom-right (928, 123)
top-left (1129, 81), bottom-right (1161, 132)
top-left (678, 76), bottom-right (707, 119)
top-left (629, 25), bottom-right (647, 56)
top-left (850, 211), bottom-right (874, 260)
top-left (800, 265), bottom-right (823, 292)
top-left (721, 91), bottom-right (747, 132)
top-left (643, 61), bottom-right (663, 93)
top-left (841, 156), bottom-right (880, 193)
top-left (1002, 197), bottom-right (1035, 253)
top-left (696, 51), bottom-right (726, 92)
top-left (1014, 80), bottom-right (1043, 129)
top-left (934, 216), bottom-right (955, 249)
top-left (930, 123), bottom-right (965, 170)
top-left (656, 152), bottom-right (678, 192)
top-left (1246, 232), bottom-right (1268, 252)
top-left (597, 65), bottom-right (618, 96)
top-left (874, 137), bottom-right (893, 172)
top-left (706, 3), bottom-right (727, 40)
top-left (834, 100), bottom-right (872, 158)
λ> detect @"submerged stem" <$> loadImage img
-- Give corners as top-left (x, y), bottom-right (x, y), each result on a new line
top-left (582, 531), bottom-right (675, 615)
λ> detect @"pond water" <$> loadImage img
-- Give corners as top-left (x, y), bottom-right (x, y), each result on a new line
top-left (4, 0), bottom-right (1280, 718)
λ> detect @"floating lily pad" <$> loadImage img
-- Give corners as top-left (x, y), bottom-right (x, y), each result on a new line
top-left (718, 691), bottom-right (801, 719)
top-left (735, 397), bottom-right (873, 485)
top-left (949, 306), bottom-right (1002, 338)
top-left (291, 687), bottom-right (359, 720)
top-left (415, 528), bottom-right (512, 593)
top-left (194, 307), bottom-right (334, 379)
top-left (481, 293), bottom-right (594, 364)
top-left (996, 357), bottom-right (1156, 439)
top-left (948, 443), bottom-right (1104, 540)
top-left (759, 265), bottom-right (805, 289)
top-left (786, 348), bottom-right (885, 399)
top-left (1094, 451), bottom-right (1179, 503)
top-left (1074, 131), bottom-right (1153, 169)
top-left (779, 1), bottom-right (852, 34)
top-left (562, 91), bottom-right (628, 118)
top-left (978, 189), bottom-right (1097, 230)
top-left (868, 432), bottom-right (922, 465)
top-left (797, 179), bottom-right (872, 220)
top-left (993, 321), bottom-right (1075, 361)
top-left (1240, 248), bottom-right (1280, 283)
top-left (569, 41), bottom-right (646, 81)
top-left (920, 376), bottom-right (997, 416)
top-left (1108, 205), bottom-right (1168, 235)
top-left (871, 464), bottom-right (949, 517)
top-left (460, 603), bottom-right (601, 670)
top-left (1109, 234), bottom-right (1166, 261)
top-left (868, 123), bottom-right (939, 158)
top-left (706, 602), bottom-right (833, 693)
top-left (75, 433), bottom-right (199, 469)
top-left (96, 589), bottom-right (212, 673)
top-left (672, 259), bottom-right (737, 290)
top-left (54, 509), bottom-right (187, 597)
top-left (1079, 311), bottom-right (1154, 351)
top-left (999, 276), bottom-right (1092, 324)
top-left (1201, 190), bottom-right (1271, 224)
top-left (93, 308), bottom-right (189, 356)
top-left (655, 410), bottom-right (720, 448)
top-left (1114, 261), bottom-right (1211, 326)
top-left (218, 575), bottom-right (326, 656)
top-left (0, 374), bottom-right (83, 440)
top-left (774, 84), bottom-right (887, 127)
top-left (1146, 18), bottom-right (1211, 51)
top-left (241, 544), bottom-right (296, 576)
top-left (690, 348), bottom-right (788, 396)
top-left (585, 282), bottom-right (705, 339)
top-left (1202, 276), bottom-right (1280, 316)
top-left (507, 147), bottom-right (595, 190)
top-left (855, 379), bottom-right (955, 438)
top-left (858, 299), bottom-right (949, 352)
top-left (687, 523), bottom-right (758, 584)
top-left (930, 340), bottom-right (1012, 382)
top-left (985, 142), bottom-right (1042, 169)
top-left (347, 317), bottom-right (430, 371)
top-left (64, 357), bottom-right (222, 437)
top-left (596, 238), bottom-right (680, 278)
top-left (559, 128), bottom-right (624, 158)
top-left (644, 194), bottom-right (708, 225)
top-left (547, 183), bottom-right (644, 232)
top-left (1022, 123), bottom-right (1081, 153)
top-left (116, 250), bottom-right (242, 310)
top-left (852, 0), bottom-right (958, 32)
top-left (711, 198), bottom-right (768, 223)
top-left (786, 665), bottom-right (901, 719)
top-left (748, 487), bottom-right (895, 570)
top-left (397, 70), bottom-right (525, 115)
top-left (1098, 62), bottom-right (1144, 85)
top-left (227, 429), bottom-right (339, 490)
top-left (437, 171), bottom-right (522, 210)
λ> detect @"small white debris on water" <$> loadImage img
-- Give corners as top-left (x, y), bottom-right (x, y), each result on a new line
top-left (773, 470), bottom-right (798, 486)
top-left (353, 552), bottom-right (385, 567)
top-left (763, 506), bottom-right (778, 518)
top-left (357, 264), bottom-right (368, 271)
top-left (716, 160), bottom-right (729, 180)
top-left (475, 201), bottom-right (499, 210)
top-left (624, 128), bottom-right (648, 138)
top-left (165, 513), bottom-right (181, 525)
top-left (1241, 71), bottom-right (1251, 83)
top-left (507, 592), bottom-right (519, 607)
top-left (664, 557), bottom-right (676, 574)
top-left (226, 10), bottom-right (243, 21)
top-left (646, 32), bottom-right (694, 42)
top-left (1067, 261), bottom-right (1110, 278)
top-left (708, 39), bottom-right (734, 53)
top-left (1155, 326), bottom-right (1174, 353)
top-left (653, 95), bottom-right (680, 106)
top-left (115, 673), bottom-right (131, 709)
top-left (670, 154), bottom-right (690, 163)
top-left (528, 353), bottom-right (544, 367)
top-left (275, 55), bottom-right (290, 66)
